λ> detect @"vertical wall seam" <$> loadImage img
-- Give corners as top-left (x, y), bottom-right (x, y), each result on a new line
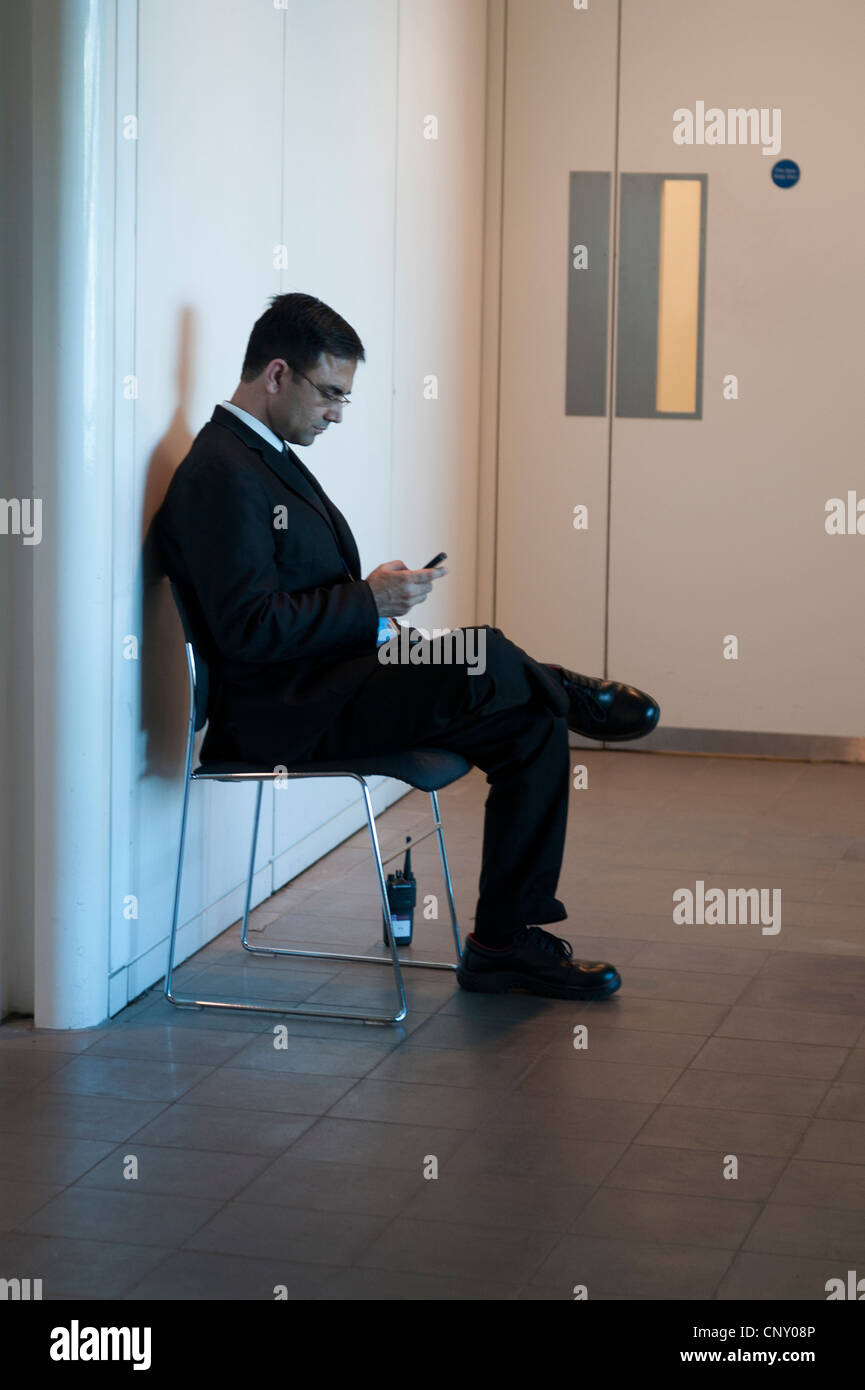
top-left (490, 0), bottom-right (508, 628)
top-left (271, 5), bottom-right (289, 877)
top-left (107, 0), bottom-right (119, 1019)
top-left (388, 0), bottom-right (400, 567)
top-left (602, 0), bottom-right (623, 679)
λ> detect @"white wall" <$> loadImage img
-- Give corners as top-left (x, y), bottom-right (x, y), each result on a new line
top-left (390, 0), bottom-right (489, 631)
top-left (2, 0), bottom-right (489, 1027)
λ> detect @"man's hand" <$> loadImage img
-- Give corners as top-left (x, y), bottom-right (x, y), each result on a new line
top-left (364, 559), bottom-right (447, 617)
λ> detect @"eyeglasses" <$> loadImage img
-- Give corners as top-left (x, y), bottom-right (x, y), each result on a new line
top-left (290, 365), bottom-right (352, 406)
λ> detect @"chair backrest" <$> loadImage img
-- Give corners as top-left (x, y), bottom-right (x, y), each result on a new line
top-left (169, 580), bottom-right (211, 732)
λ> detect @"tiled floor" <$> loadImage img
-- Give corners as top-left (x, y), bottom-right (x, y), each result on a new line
top-left (2, 748), bottom-right (865, 1300)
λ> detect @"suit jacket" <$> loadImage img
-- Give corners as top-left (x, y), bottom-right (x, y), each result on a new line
top-left (154, 404), bottom-right (382, 764)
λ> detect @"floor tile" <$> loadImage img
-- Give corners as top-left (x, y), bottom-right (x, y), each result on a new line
top-left (663, 1069), bottom-right (829, 1117)
top-left (770, 1158), bottom-right (865, 1211)
top-left (0, 1181), bottom-right (64, 1231)
top-left (234, 1155), bottom-right (423, 1217)
top-left (0, 1232), bottom-right (172, 1299)
top-left (364, 1045), bottom-right (532, 1089)
top-left (715, 1251), bottom-right (850, 1301)
top-left (326, 1078), bottom-right (501, 1129)
top-left (539, 1026), bottom-right (704, 1068)
top-left (715, 1005), bottom-right (863, 1047)
top-left (0, 1023), bottom-right (109, 1054)
top-left (735, 976), bottom-right (865, 1019)
top-left (319, 1266), bottom-right (519, 1300)
top-left (529, 1234), bottom-right (733, 1299)
top-left (399, 1170), bottom-right (595, 1232)
top-left (37, 1055), bottom-right (214, 1103)
top-left (0, 1092), bottom-right (169, 1142)
top-left (127, 1102), bottom-right (317, 1156)
top-left (112, 996), bottom-right (278, 1033)
top-left (353, 1216), bottom-right (559, 1283)
top-left (126, 1250), bottom-right (337, 1300)
top-left (178, 1067), bottom-right (356, 1115)
top-left (634, 1104), bottom-right (809, 1157)
top-left (177, 963), bottom-right (336, 1005)
top-left (184, 1201), bottom-right (386, 1265)
top-left (405, 1012), bottom-right (560, 1054)
top-left (288, 1117), bottom-right (468, 1170)
top-left (797, 1118), bottom-right (865, 1165)
top-left (514, 1056), bottom-right (683, 1105)
top-left (560, 998), bottom-right (730, 1036)
top-left (0, 1132), bottom-right (115, 1185)
top-left (18, 1188), bottom-right (220, 1247)
top-left (84, 1026), bottom-right (252, 1066)
top-left (217, 1031), bottom-right (397, 1078)
top-left (815, 1083), bottom-right (865, 1122)
top-left (616, 967), bottom-right (751, 1005)
top-left (604, 1143), bottom-right (785, 1202)
top-left (838, 1051), bottom-right (865, 1081)
top-left (690, 1036), bottom-right (847, 1080)
top-left (73, 1144), bottom-right (272, 1200)
top-left (572, 1186), bottom-right (760, 1249)
top-left (445, 1129), bottom-right (625, 1184)
top-left (743, 1202), bottom-right (865, 1262)
top-left (473, 1093), bottom-right (655, 1143)
top-left (0, 1052), bottom-right (87, 1089)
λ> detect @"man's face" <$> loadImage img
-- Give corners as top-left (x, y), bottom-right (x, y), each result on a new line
top-left (267, 351), bottom-right (357, 447)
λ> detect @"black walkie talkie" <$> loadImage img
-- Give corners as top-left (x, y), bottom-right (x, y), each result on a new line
top-left (384, 837), bottom-right (417, 946)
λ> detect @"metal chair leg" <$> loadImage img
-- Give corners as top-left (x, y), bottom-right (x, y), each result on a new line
top-left (166, 775), bottom-right (410, 1024)
top-left (166, 776), bottom-right (461, 1025)
top-left (164, 768), bottom-right (196, 1007)
top-left (360, 780), bottom-right (407, 1022)
top-left (240, 776), bottom-right (407, 1020)
top-left (242, 787), bottom-right (461, 974)
top-left (240, 782), bottom-right (264, 950)
top-left (430, 788), bottom-right (462, 960)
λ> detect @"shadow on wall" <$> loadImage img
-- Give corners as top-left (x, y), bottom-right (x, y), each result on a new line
top-left (140, 305), bottom-right (198, 779)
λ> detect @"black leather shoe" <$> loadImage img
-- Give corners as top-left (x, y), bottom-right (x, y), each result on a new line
top-left (548, 665), bottom-right (659, 742)
top-left (456, 927), bottom-right (621, 1000)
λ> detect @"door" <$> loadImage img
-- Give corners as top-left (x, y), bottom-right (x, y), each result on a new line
top-left (496, 0), bottom-right (865, 749)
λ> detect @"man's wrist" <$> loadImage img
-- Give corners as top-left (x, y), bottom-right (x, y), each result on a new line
top-left (358, 578), bottom-right (385, 634)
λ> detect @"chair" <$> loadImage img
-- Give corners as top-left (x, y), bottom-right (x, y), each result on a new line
top-left (165, 581), bottom-right (470, 1025)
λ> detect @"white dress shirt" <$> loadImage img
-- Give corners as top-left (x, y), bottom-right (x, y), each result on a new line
top-left (220, 399), bottom-right (285, 453)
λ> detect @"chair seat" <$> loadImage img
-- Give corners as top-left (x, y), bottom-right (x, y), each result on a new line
top-left (193, 747), bottom-right (472, 793)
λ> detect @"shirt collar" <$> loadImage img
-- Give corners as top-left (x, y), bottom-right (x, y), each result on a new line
top-left (220, 400), bottom-right (285, 454)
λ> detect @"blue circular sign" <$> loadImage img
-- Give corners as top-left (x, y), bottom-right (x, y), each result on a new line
top-left (771, 159), bottom-right (800, 189)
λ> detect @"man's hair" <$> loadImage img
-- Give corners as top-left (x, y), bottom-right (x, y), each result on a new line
top-left (240, 292), bottom-right (365, 381)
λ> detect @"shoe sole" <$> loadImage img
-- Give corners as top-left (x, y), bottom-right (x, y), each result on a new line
top-left (456, 967), bottom-right (621, 1002)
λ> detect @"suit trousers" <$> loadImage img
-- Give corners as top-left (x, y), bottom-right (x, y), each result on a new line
top-left (305, 627), bottom-right (572, 946)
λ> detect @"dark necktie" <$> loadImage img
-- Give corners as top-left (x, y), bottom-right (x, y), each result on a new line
top-left (281, 442), bottom-right (352, 580)
top-left (280, 443), bottom-right (396, 644)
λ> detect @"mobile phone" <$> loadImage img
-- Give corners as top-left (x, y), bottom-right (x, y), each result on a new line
top-left (423, 552), bottom-right (447, 569)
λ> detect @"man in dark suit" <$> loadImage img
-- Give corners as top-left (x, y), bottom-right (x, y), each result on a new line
top-left (155, 293), bottom-right (659, 1001)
